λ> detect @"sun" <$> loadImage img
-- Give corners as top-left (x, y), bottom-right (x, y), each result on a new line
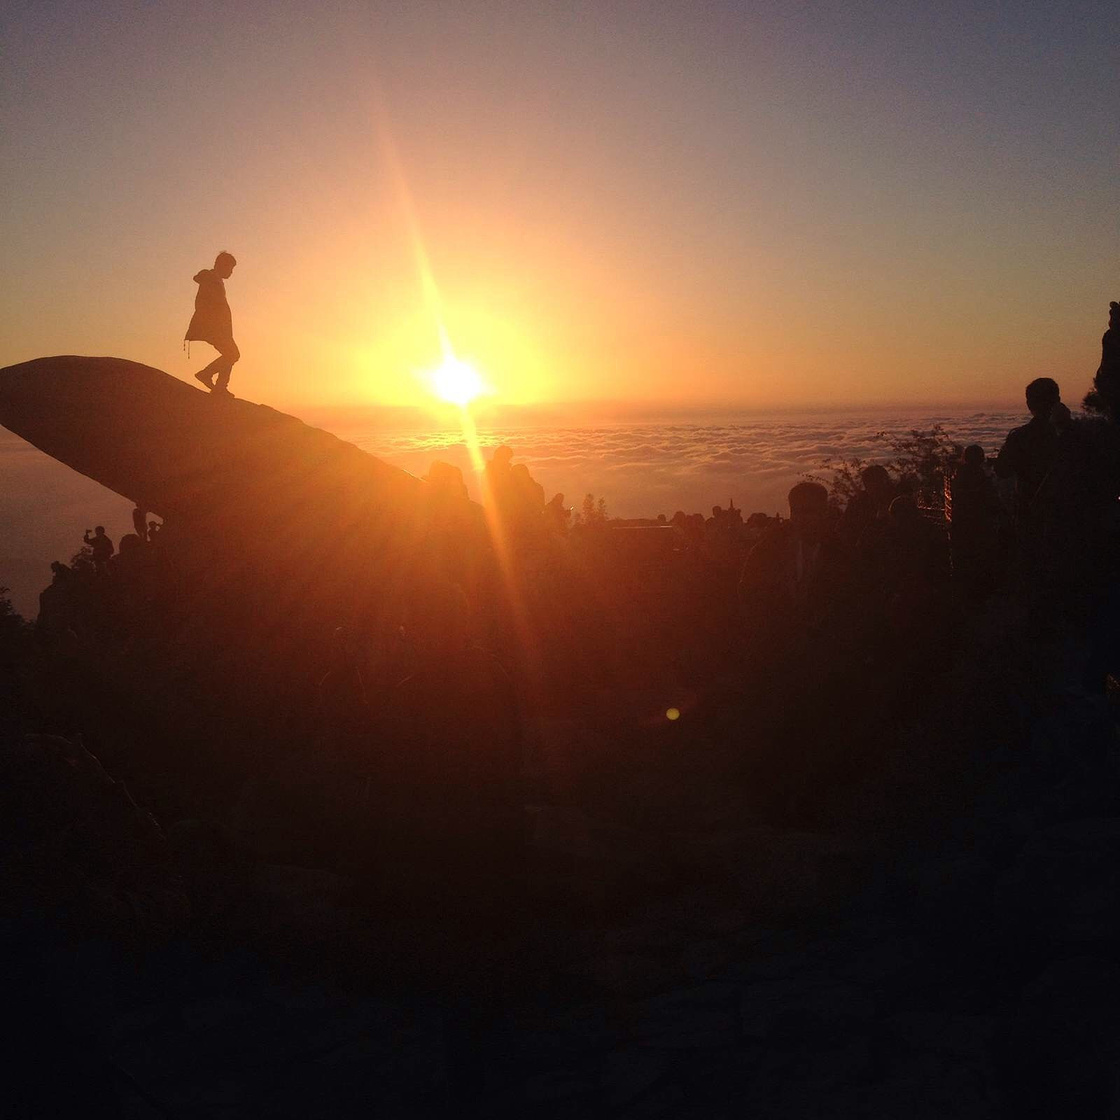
top-left (429, 355), bottom-right (486, 407)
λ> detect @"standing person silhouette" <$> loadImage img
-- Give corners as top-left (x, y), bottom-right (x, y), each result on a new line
top-left (185, 251), bottom-right (239, 393)
top-left (83, 526), bottom-right (114, 572)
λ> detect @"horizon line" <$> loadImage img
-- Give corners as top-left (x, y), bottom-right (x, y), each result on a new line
top-left (293, 396), bottom-right (1027, 420)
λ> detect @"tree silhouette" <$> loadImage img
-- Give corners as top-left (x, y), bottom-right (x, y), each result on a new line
top-left (807, 425), bottom-right (964, 513)
top-left (577, 493), bottom-right (609, 527)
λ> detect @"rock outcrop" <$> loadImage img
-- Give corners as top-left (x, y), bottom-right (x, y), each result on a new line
top-left (0, 355), bottom-right (429, 537)
top-left (0, 355), bottom-right (490, 701)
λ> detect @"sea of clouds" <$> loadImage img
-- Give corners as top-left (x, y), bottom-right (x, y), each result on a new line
top-left (1, 408), bottom-right (1021, 617)
top-left (348, 408), bottom-right (1022, 521)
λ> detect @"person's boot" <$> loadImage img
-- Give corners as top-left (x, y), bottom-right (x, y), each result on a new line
top-left (194, 371), bottom-right (214, 389)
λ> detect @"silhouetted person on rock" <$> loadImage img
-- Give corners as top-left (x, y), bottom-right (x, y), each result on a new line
top-left (485, 445), bottom-right (549, 546)
top-left (844, 464), bottom-right (896, 531)
top-left (510, 462), bottom-right (545, 518)
top-left (146, 520), bottom-right (161, 544)
top-left (483, 444), bottom-right (515, 513)
top-left (994, 380), bottom-right (1106, 606)
top-left (1036, 400), bottom-right (1110, 604)
top-left (884, 494), bottom-right (947, 588)
top-left (83, 526), bottom-right (113, 572)
top-left (1085, 301), bottom-right (1120, 420)
top-left (739, 481), bottom-right (844, 638)
top-left (117, 533), bottom-right (144, 563)
top-left (424, 460), bottom-right (469, 502)
top-left (544, 493), bottom-right (570, 533)
top-left (946, 444), bottom-right (1000, 595)
top-left (185, 251), bottom-right (239, 394)
top-left (995, 377), bottom-right (1061, 524)
top-left (131, 506), bottom-right (147, 540)
top-left (38, 563), bottom-right (74, 632)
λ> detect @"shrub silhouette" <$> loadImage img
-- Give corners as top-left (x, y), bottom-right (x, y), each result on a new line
top-left (807, 425), bottom-right (964, 513)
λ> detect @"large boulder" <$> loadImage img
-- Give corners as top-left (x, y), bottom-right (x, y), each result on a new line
top-left (0, 356), bottom-right (491, 694)
top-left (0, 356), bottom-right (425, 534)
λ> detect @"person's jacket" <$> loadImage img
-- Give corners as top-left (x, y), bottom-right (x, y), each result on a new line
top-left (184, 269), bottom-right (232, 345)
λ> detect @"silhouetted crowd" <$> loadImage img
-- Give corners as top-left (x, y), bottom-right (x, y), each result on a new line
top-left (20, 337), bottom-right (1120, 864)
top-left (736, 373), bottom-right (1117, 646)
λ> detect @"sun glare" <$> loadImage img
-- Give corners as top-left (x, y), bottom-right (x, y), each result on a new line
top-left (430, 355), bottom-right (485, 407)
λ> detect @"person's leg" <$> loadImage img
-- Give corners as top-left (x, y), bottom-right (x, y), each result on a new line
top-left (195, 351), bottom-right (224, 388)
top-left (213, 340), bottom-right (240, 392)
top-left (195, 340), bottom-right (240, 390)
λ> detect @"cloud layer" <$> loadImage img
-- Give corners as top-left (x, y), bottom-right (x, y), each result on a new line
top-left (355, 409), bottom-right (1021, 520)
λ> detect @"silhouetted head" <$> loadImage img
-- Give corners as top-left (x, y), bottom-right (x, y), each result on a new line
top-left (859, 464), bottom-right (892, 499)
top-left (787, 482), bottom-right (829, 531)
top-left (94, 525), bottom-right (105, 536)
top-left (50, 561), bottom-right (69, 581)
top-left (963, 444), bottom-right (985, 468)
top-left (1025, 377), bottom-right (1060, 419)
top-left (214, 251), bottom-right (237, 279)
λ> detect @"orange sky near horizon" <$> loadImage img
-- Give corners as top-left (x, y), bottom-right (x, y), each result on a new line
top-left (1, 2), bottom-right (1115, 420)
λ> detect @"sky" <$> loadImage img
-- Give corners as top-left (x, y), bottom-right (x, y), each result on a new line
top-left (2, 0), bottom-right (1118, 415)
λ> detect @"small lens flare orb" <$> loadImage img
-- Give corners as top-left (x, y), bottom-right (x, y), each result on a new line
top-left (666, 707), bottom-right (681, 721)
top-left (430, 356), bottom-right (485, 406)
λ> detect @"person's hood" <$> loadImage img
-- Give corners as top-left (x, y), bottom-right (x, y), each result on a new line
top-left (193, 269), bottom-right (213, 284)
